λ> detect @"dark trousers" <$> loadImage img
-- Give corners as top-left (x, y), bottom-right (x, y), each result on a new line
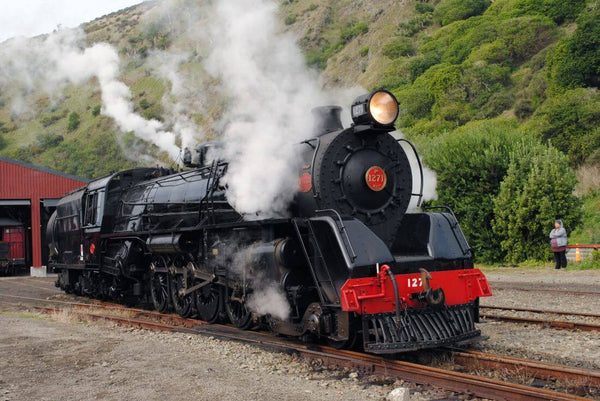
top-left (553, 250), bottom-right (567, 269)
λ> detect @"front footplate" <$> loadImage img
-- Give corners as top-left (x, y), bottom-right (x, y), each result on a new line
top-left (363, 302), bottom-right (480, 353)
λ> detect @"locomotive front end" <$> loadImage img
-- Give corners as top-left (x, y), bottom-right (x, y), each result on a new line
top-left (293, 90), bottom-right (492, 353)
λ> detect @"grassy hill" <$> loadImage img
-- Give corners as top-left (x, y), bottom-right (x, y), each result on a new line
top-left (0, 0), bottom-right (599, 256)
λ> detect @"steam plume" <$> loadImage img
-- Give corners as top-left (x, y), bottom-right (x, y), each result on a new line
top-left (0, 29), bottom-right (181, 160)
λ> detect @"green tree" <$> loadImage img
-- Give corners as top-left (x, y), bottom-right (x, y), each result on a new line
top-left (422, 119), bottom-right (526, 262)
top-left (493, 142), bottom-right (581, 262)
top-left (67, 112), bottom-right (80, 132)
top-left (433, 0), bottom-right (491, 26)
top-left (547, 9), bottom-right (600, 91)
top-left (523, 88), bottom-right (600, 166)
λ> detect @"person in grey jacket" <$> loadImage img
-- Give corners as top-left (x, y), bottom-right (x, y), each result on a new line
top-left (549, 219), bottom-right (568, 269)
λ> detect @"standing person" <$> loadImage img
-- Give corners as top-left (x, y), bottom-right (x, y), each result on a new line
top-left (549, 219), bottom-right (568, 269)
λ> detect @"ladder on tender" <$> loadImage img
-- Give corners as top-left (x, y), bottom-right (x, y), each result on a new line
top-left (292, 219), bottom-right (340, 307)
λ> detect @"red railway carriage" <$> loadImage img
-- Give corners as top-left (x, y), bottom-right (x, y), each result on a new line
top-left (0, 220), bottom-right (26, 275)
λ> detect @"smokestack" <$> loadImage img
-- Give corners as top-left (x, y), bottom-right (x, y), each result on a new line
top-left (311, 106), bottom-right (343, 136)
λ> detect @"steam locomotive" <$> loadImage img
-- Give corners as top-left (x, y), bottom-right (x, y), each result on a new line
top-left (47, 90), bottom-right (491, 353)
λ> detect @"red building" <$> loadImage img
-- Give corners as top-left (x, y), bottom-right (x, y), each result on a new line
top-left (0, 157), bottom-right (88, 270)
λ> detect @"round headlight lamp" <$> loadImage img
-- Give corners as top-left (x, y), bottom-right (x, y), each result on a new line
top-left (351, 90), bottom-right (399, 128)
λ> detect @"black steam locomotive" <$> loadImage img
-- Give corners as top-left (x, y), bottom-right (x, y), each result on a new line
top-left (48, 90), bottom-right (491, 353)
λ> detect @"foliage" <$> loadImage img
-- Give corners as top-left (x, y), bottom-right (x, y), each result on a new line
top-left (523, 88), bottom-right (600, 166)
top-left (398, 14), bottom-right (433, 37)
top-left (139, 98), bottom-right (151, 110)
top-left (382, 38), bottom-right (415, 59)
top-left (492, 142), bottom-right (581, 262)
top-left (422, 119), bottom-right (527, 262)
top-left (570, 250), bottom-right (600, 270)
top-left (36, 133), bottom-right (64, 149)
top-left (285, 14), bottom-right (297, 25)
top-left (92, 105), bottom-right (101, 116)
top-left (41, 132), bottom-right (137, 178)
top-left (415, 2), bottom-right (434, 14)
top-left (67, 112), bottom-right (80, 132)
top-left (360, 46), bottom-right (369, 57)
top-left (0, 134), bottom-right (6, 151)
top-left (570, 191), bottom-right (600, 244)
top-left (40, 110), bottom-right (68, 127)
top-left (546, 8), bottom-right (600, 92)
top-left (306, 21), bottom-right (370, 70)
top-left (487, 0), bottom-right (586, 24)
top-left (433, 0), bottom-right (491, 26)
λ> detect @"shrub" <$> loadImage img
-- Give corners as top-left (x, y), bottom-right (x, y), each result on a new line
top-left (382, 38), bottom-right (415, 59)
top-left (546, 9), bottom-right (600, 92)
top-left (423, 119), bottom-right (528, 262)
top-left (139, 98), bottom-right (151, 110)
top-left (433, 0), bottom-right (491, 26)
top-left (0, 134), bottom-right (6, 151)
top-left (398, 14), bottom-right (433, 37)
top-left (514, 98), bottom-right (534, 119)
top-left (493, 142), bottom-right (581, 263)
top-left (92, 105), bottom-right (101, 116)
top-left (36, 133), bottom-right (64, 149)
top-left (67, 112), bottom-right (80, 132)
top-left (407, 53), bottom-right (440, 81)
top-left (524, 88), bottom-right (600, 166)
top-left (415, 2), bottom-right (434, 14)
top-left (284, 14), bottom-right (297, 25)
top-left (360, 46), bottom-right (369, 57)
top-left (340, 21), bottom-right (369, 44)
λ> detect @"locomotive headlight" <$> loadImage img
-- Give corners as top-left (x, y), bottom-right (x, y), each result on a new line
top-left (351, 90), bottom-right (399, 128)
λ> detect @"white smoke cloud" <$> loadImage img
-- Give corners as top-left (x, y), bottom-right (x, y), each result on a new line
top-left (247, 285), bottom-right (291, 321)
top-left (0, 28), bottom-right (181, 160)
top-left (203, 0), bottom-right (363, 218)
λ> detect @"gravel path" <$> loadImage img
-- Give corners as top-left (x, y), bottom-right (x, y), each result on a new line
top-left (475, 266), bottom-right (600, 371)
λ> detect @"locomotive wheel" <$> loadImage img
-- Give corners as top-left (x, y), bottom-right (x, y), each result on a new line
top-left (194, 283), bottom-right (222, 323)
top-left (225, 295), bottom-right (253, 330)
top-left (150, 273), bottom-right (170, 313)
top-left (170, 275), bottom-right (194, 318)
top-left (326, 316), bottom-right (361, 350)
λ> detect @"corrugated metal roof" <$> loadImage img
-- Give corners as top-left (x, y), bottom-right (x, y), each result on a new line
top-left (0, 156), bottom-right (89, 183)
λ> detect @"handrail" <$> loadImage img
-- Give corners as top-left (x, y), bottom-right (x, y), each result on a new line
top-left (397, 138), bottom-right (424, 207)
top-left (315, 209), bottom-right (357, 262)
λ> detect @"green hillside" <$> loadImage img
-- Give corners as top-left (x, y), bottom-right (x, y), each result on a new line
top-left (0, 0), bottom-right (599, 263)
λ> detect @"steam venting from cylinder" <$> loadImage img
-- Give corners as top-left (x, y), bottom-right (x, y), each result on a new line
top-left (311, 106), bottom-right (344, 136)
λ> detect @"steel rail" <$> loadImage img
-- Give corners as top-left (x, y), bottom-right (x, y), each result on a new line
top-left (481, 313), bottom-right (600, 332)
top-left (446, 348), bottom-right (600, 387)
top-left (481, 305), bottom-right (600, 319)
top-left (28, 304), bottom-right (591, 401)
top-left (491, 286), bottom-right (600, 296)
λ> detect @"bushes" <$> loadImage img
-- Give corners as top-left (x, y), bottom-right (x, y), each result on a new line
top-left (493, 143), bottom-right (581, 262)
top-left (422, 119), bottom-right (581, 263)
top-left (382, 38), bottom-right (415, 59)
top-left (524, 88), bottom-right (600, 166)
top-left (433, 0), bottom-right (491, 26)
top-left (67, 112), bottom-right (80, 132)
top-left (306, 21), bottom-right (369, 70)
top-left (546, 9), bottom-right (600, 92)
top-left (422, 119), bottom-right (526, 262)
top-left (36, 133), bottom-right (64, 149)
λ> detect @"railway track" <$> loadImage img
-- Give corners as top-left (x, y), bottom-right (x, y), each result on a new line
top-left (480, 305), bottom-right (600, 332)
top-left (2, 294), bottom-right (597, 400)
top-left (490, 286), bottom-right (600, 297)
top-left (481, 305), bottom-right (600, 319)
